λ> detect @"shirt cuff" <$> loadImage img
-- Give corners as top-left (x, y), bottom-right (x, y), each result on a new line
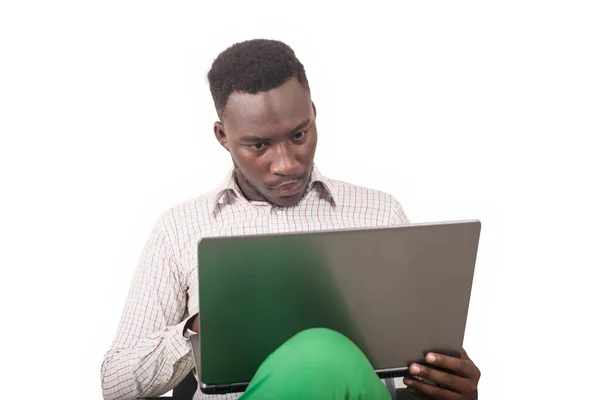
top-left (182, 313), bottom-right (199, 337)
top-left (184, 328), bottom-right (196, 339)
top-left (168, 318), bottom-right (194, 361)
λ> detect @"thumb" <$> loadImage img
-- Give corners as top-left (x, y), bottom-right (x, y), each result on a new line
top-left (461, 348), bottom-right (472, 361)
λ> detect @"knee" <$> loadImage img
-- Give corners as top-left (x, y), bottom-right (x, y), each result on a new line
top-left (285, 328), bottom-right (362, 364)
top-left (290, 327), bottom-right (350, 347)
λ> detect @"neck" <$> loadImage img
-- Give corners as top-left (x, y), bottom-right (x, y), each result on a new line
top-left (234, 169), bottom-right (266, 202)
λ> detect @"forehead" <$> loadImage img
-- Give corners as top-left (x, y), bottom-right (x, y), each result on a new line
top-left (222, 78), bottom-right (312, 136)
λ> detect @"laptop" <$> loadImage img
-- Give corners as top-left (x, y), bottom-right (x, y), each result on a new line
top-left (195, 220), bottom-right (481, 394)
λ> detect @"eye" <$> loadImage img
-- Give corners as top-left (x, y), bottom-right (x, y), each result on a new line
top-left (250, 142), bottom-right (268, 150)
top-left (293, 131), bottom-right (306, 140)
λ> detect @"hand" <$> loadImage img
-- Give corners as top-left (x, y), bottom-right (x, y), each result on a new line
top-left (186, 313), bottom-right (199, 334)
top-left (403, 348), bottom-right (480, 400)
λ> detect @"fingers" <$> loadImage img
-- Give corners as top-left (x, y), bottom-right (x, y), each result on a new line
top-left (403, 350), bottom-right (480, 399)
top-left (425, 352), bottom-right (480, 380)
top-left (405, 362), bottom-right (474, 396)
top-left (403, 376), bottom-right (461, 400)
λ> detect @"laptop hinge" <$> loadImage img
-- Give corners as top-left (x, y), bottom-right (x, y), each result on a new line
top-left (215, 384), bottom-right (231, 393)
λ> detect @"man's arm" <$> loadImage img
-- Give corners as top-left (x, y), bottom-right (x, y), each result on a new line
top-left (101, 220), bottom-right (195, 400)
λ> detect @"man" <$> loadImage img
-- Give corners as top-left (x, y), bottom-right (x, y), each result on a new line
top-left (101, 39), bottom-right (481, 400)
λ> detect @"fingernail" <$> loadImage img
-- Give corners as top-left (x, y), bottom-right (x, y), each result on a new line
top-left (426, 353), bottom-right (436, 363)
top-left (404, 378), bottom-right (413, 386)
top-left (410, 364), bottom-right (421, 374)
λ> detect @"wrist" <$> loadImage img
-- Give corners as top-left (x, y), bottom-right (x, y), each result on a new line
top-left (186, 313), bottom-right (199, 334)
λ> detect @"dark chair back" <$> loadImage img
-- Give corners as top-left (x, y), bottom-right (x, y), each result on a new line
top-left (172, 371), bottom-right (197, 400)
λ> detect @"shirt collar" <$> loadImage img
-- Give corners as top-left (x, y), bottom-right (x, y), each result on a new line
top-left (211, 164), bottom-right (337, 211)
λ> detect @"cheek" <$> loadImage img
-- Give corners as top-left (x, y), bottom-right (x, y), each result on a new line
top-left (233, 149), bottom-right (268, 174)
top-left (301, 134), bottom-right (318, 158)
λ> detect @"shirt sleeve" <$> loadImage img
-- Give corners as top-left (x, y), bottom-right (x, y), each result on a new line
top-left (390, 196), bottom-right (410, 225)
top-left (101, 219), bottom-right (195, 399)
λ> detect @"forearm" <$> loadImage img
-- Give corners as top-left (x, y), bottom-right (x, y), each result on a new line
top-left (101, 215), bottom-right (197, 399)
top-left (101, 317), bottom-right (195, 400)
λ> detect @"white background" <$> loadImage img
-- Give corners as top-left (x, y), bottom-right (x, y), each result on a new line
top-left (1, 1), bottom-right (599, 399)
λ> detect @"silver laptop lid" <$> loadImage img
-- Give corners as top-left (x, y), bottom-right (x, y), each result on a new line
top-left (196, 220), bottom-right (481, 393)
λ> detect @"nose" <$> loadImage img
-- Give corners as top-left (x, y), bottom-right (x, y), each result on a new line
top-left (270, 142), bottom-right (301, 176)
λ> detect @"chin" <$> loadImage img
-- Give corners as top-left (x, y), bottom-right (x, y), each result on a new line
top-left (263, 181), bottom-right (308, 207)
top-left (271, 189), bottom-right (308, 207)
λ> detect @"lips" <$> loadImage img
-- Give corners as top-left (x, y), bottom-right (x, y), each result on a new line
top-left (272, 180), bottom-right (304, 197)
top-left (274, 181), bottom-right (302, 190)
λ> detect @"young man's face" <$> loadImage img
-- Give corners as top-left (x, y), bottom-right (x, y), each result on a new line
top-left (214, 77), bottom-right (317, 207)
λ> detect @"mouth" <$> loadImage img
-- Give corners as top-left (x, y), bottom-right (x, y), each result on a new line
top-left (272, 180), bottom-right (305, 197)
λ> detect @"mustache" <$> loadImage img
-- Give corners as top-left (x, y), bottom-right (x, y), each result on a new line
top-left (265, 173), bottom-right (309, 189)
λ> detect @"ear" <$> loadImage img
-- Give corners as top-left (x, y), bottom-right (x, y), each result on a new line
top-left (312, 101), bottom-right (317, 118)
top-left (214, 121), bottom-right (229, 151)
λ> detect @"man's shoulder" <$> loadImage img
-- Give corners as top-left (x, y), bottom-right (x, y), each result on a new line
top-left (326, 178), bottom-right (402, 206)
top-left (323, 177), bottom-right (409, 224)
top-left (155, 190), bottom-right (220, 228)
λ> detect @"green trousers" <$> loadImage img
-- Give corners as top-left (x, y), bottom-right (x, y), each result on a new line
top-left (239, 328), bottom-right (392, 400)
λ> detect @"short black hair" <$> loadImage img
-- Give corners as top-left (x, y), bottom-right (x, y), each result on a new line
top-left (207, 39), bottom-right (310, 118)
